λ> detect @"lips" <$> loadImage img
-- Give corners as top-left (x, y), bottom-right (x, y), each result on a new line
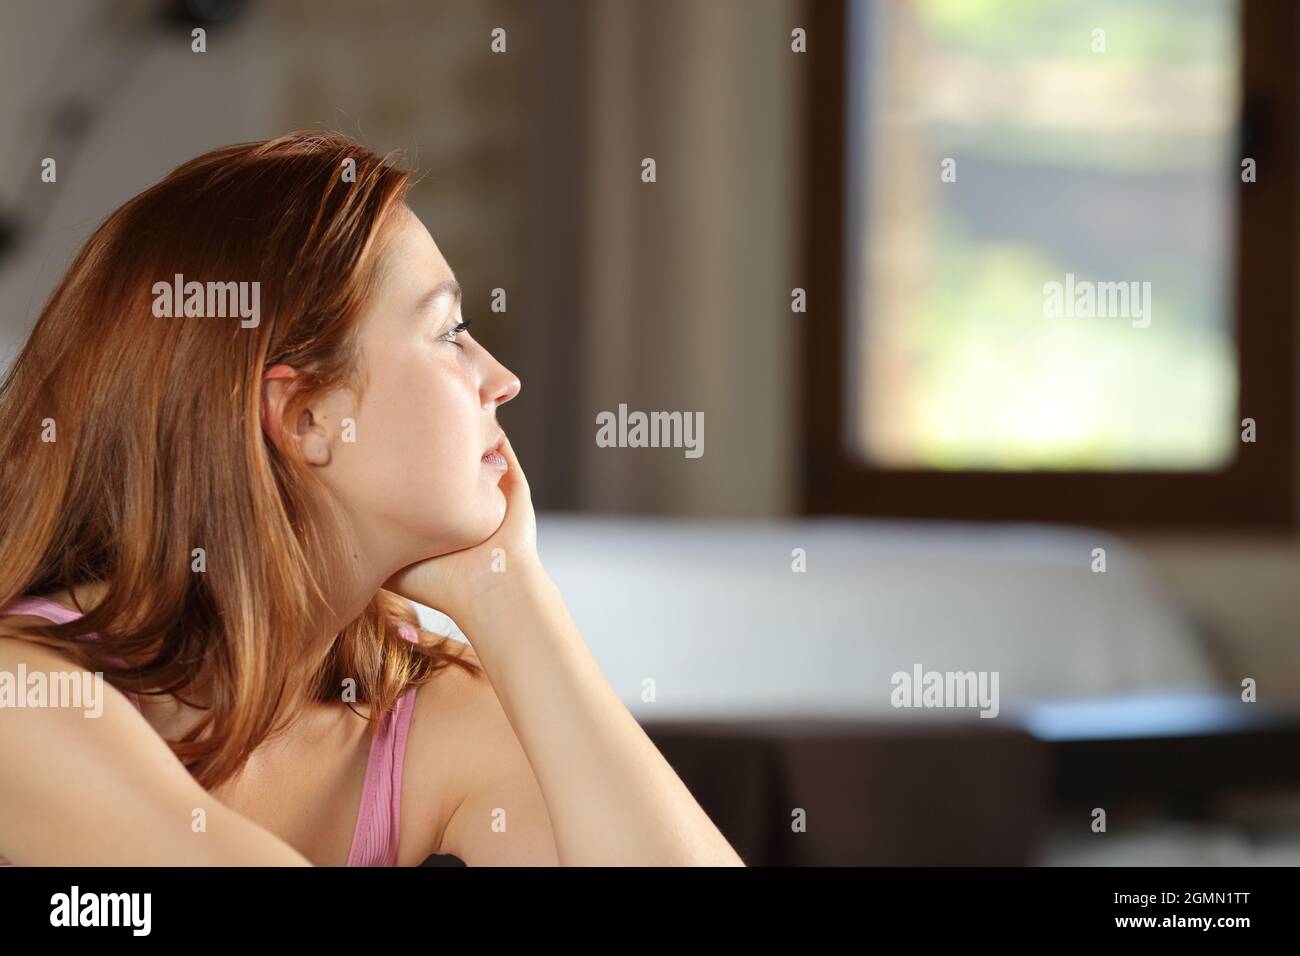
top-left (482, 432), bottom-right (507, 471)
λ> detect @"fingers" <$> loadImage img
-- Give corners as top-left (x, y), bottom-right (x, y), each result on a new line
top-left (498, 433), bottom-right (530, 495)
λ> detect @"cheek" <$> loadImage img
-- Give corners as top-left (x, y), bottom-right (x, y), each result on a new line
top-left (335, 355), bottom-right (496, 541)
top-left (364, 371), bottom-right (470, 480)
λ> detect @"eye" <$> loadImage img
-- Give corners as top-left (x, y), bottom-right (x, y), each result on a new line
top-left (439, 317), bottom-right (472, 349)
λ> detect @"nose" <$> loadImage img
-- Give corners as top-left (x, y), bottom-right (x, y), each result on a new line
top-left (481, 353), bottom-right (521, 411)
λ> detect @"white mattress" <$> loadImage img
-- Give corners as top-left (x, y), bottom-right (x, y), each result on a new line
top-left (414, 514), bottom-right (1217, 722)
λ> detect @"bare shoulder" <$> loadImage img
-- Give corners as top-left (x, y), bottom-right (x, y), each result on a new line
top-left (399, 636), bottom-right (558, 865)
top-left (0, 613), bottom-right (67, 638)
top-left (0, 622), bottom-right (309, 864)
top-left (398, 636), bottom-right (490, 861)
top-left (0, 616), bottom-right (88, 674)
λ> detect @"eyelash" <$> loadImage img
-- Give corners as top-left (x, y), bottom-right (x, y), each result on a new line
top-left (440, 317), bottom-right (472, 349)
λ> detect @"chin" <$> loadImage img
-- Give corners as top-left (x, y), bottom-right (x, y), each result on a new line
top-left (460, 492), bottom-right (507, 545)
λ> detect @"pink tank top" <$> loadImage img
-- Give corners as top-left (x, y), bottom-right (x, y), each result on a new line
top-left (0, 595), bottom-right (418, 866)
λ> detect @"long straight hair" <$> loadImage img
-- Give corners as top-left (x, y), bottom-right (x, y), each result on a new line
top-left (0, 130), bottom-right (481, 789)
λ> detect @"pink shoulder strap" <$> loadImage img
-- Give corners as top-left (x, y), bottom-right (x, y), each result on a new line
top-left (345, 620), bottom-right (421, 867)
top-left (1, 599), bottom-right (424, 867)
top-left (0, 595), bottom-right (143, 711)
top-left (0, 595), bottom-right (84, 624)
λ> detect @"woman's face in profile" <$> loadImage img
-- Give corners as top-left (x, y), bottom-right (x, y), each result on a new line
top-left (307, 205), bottom-right (521, 570)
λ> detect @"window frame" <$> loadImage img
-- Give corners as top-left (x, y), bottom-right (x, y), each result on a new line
top-left (801, 0), bottom-right (1297, 528)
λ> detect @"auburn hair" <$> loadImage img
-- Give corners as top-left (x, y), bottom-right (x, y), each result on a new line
top-left (0, 130), bottom-right (481, 789)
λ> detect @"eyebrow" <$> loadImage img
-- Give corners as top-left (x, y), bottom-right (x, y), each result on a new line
top-left (414, 279), bottom-right (462, 316)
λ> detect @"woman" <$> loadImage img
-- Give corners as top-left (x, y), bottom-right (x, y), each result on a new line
top-left (0, 130), bottom-right (744, 866)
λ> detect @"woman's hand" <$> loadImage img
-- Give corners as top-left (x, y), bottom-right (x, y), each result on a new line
top-left (382, 434), bottom-right (548, 628)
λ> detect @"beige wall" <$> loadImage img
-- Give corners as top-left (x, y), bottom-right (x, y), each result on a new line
top-left (0, 0), bottom-right (528, 363)
top-left (575, 0), bottom-right (802, 515)
top-left (1132, 536), bottom-right (1300, 700)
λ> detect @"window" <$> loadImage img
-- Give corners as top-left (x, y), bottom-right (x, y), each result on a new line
top-left (803, 0), bottom-right (1296, 526)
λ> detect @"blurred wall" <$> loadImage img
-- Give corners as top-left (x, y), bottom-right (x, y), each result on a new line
top-left (0, 0), bottom-right (528, 363)
top-left (572, 0), bottom-right (802, 516)
top-left (1133, 535), bottom-right (1300, 701)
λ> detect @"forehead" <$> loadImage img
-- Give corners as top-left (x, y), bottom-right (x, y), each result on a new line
top-left (355, 209), bottom-right (456, 351)
top-left (377, 207), bottom-right (453, 297)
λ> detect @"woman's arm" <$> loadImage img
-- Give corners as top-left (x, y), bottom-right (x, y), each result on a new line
top-left (386, 437), bottom-right (745, 867)
top-left (0, 635), bottom-right (312, 866)
top-left (452, 564), bottom-right (745, 866)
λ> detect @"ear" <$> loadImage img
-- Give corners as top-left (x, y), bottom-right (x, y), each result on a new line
top-left (260, 364), bottom-right (332, 466)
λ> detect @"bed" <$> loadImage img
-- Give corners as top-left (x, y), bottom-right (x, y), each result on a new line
top-left (414, 513), bottom-right (1281, 865)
